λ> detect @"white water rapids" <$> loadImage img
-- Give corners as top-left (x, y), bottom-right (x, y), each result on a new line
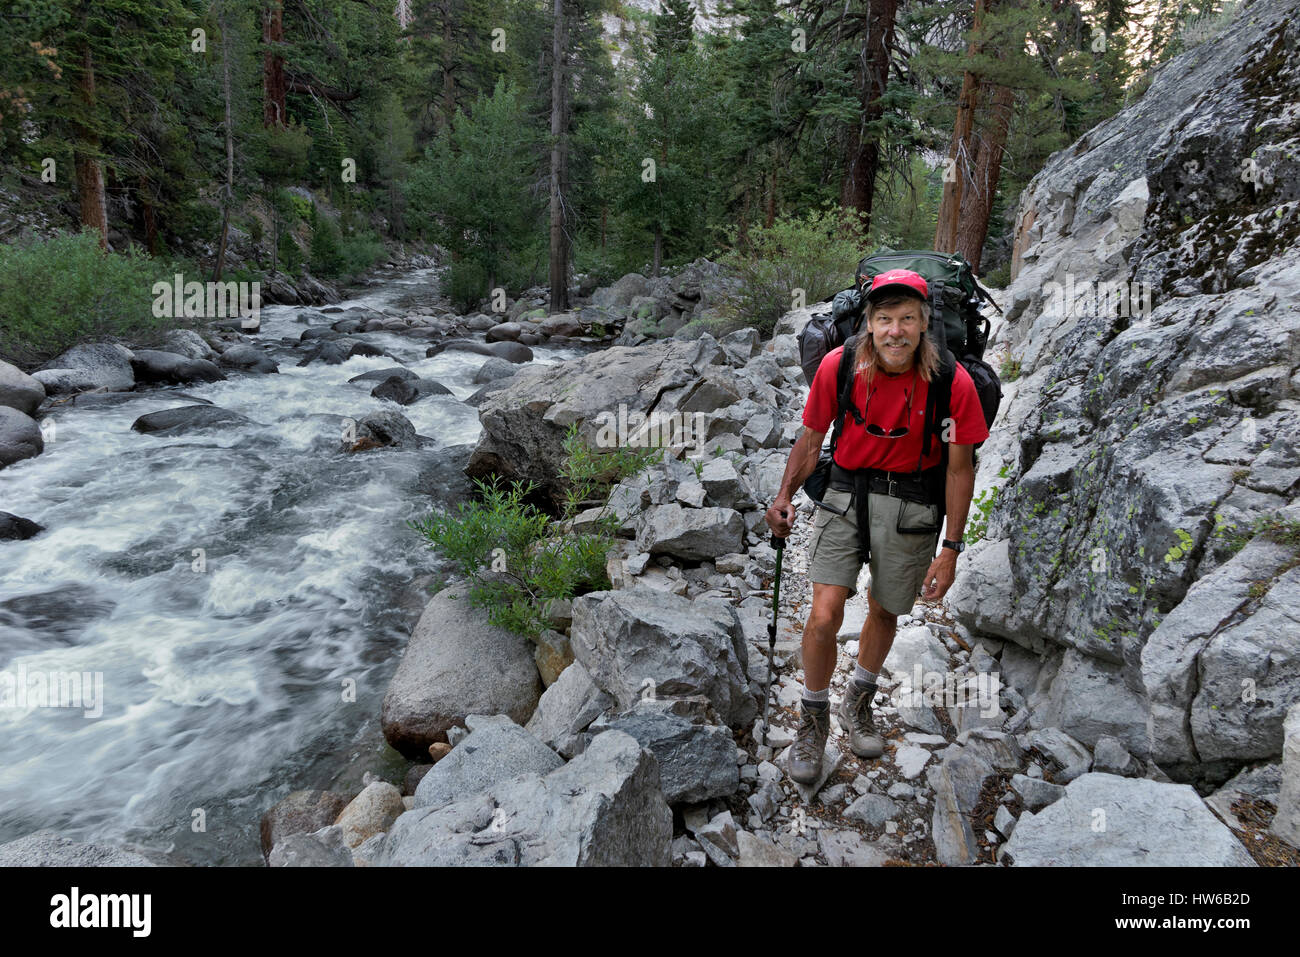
top-left (0, 268), bottom-right (588, 864)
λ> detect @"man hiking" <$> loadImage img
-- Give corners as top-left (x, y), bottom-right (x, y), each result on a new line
top-left (764, 268), bottom-right (989, 785)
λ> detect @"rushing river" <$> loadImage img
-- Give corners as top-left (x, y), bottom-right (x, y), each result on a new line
top-left (0, 268), bottom-right (590, 864)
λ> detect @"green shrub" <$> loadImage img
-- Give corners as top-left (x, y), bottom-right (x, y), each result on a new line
top-left (715, 203), bottom-right (871, 338)
top-left (309, 205), bottom-right (346, 278)
top-left (0, 230), bottom-right (191, 368)
top-left (443, 258), bottom-right (490, 313)
top-left (408, 424), bottom-right (658, 639)
top-left (981, 262), bottom-right (1011, 289)
top-left (966, 486), bottom-right (1000, 544)
top-left (337, 229), bottom-right (387, 280)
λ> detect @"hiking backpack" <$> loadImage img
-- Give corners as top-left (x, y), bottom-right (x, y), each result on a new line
top-left (800, 250), bottom-right (1005, 512)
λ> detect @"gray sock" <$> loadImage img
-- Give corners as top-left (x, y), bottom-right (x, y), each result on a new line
top-left (802, 684), bottom-right (829, 706)
top-left (852, 664), bottom-right (878, 688)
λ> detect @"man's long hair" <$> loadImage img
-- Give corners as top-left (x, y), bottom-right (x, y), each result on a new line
top-left (852, 292), bottom-right (942, 393)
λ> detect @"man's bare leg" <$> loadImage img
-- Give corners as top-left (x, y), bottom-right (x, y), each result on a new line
top-left (802, 582), bottom-right (852, 691)
top-left (857, 588), bottom-right (899, 674)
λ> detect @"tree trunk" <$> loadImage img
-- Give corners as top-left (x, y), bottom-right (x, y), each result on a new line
top-left (263, 0), bottom-right (286, 128)
top-left (73, 43), bottom-right (108, 249)
top-left (139, 176), bottom-right (160, 255)
top-left (934, 0), bottom-right (991, 253)
top-left (215, 4), bottom-right (236, 281)
top-left (955, 81), bottom-right (1014, 271)
top-left (548, 0), bottom-right (569, 312)
top-left (440, 2), bottom-right (455, 132)
top-left (840, 0), bottom-right (899, 232)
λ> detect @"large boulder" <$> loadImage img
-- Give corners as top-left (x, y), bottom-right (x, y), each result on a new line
top-left (592, 707), bottom-right (739, 804)
top-left (0, 406), bottom-right (43, 468)
top-left (465, 337), bottom-right (728, 507)
top-left (36, 343), bottom-right (134, 393)
top-left (0, 360), bottom-right (45, 415)
top-left (161, 328), bottom-right (219, 361)
top-left (0, 512), bottom-right (44, 540)
top-left (634, 504), bottom-right (745, 561)
top-left (216, 343), bottom-right (279, 374)
top-left (1142, 530), bottom-right (1300, 778)
top-left (525, 658), bottom-right (617, 759)
top-left (1004, 773), bottom-right (1256, 866)
top-left (413, 714), bottom-right (564, 809)
top-left (381, 583), bottom-right (543, 758)
top-left (378, 730), bottom-right (673, 866)
top-left (131, 405), bottom-right (251, 435)
top-left (129, 350), bottom-right (226, 385)
top-left (570, 586), bottom-right (755, 728)
top-left (343, 410), bottom-right (418, 450)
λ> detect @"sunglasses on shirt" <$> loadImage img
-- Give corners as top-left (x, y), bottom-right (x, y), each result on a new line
top-left (863, 368), bottom-right (917, 439)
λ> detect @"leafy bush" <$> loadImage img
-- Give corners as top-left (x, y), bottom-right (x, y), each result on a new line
top-left (443, 258), bottom-right (490, 313)
top-left (715, 203), bottom-right (871, 338)
top-left (0, 230), bottom-right (192, 368)
top-left (408, 424), bottom-right (658, 639)
top-left (309, 205), bottom-right (346, 278)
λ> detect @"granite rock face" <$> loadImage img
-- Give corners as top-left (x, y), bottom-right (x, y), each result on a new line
top-left (948, 0), bottom-right (1300, 785)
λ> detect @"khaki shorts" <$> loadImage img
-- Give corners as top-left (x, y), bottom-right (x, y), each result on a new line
top-left (807, 487), bottom-right (942, 616)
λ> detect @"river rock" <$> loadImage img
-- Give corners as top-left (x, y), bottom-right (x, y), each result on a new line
top-left (486, 322), bottom-right (523, 342)
top-left (591, 706), bottom-right (739, 803)
top-left (379, 729), bottom-right (672, 865)
top-left (37, 343), bottom-right (134, 393)
top-left (0, 831), bottom-right (154, 866)
top-left (1005, 773), bottom-right (1256, 866)
top-left (427, 339), bottom-right (534, 363)
top-left (0, 512), bottom-right (44, 540)
top-left (216, 343), bottom-right (279, 374)
top-left (570, 586), bottom-right (755, 728)
top-left (381, 583), bottom-right (543, 758)
top-left (131, 405), bottom-right (251, 435)
top-left (334, 781), bottom-right (405, 848)
top-left (474, 357), bottom-right (518, 383)
top-left (0, 360), bottom-right (45, 415)
top-left (259, 789), bottom-right (350, 862)
top-left (161, 328), bottom-right (219, 361)
top-left (344, 410), bottom-right (418, 450)
top-left (0, 406), bottom-right (43, 468)
top-left (525, 658), bottom-right (616, 759)
top-left (348, 366), bottom-right (417, 384)
top-left (413, 714), bottom-right (564, 810)
top-left (540, 313), bottom-right (583, 338)
top-left (267, 825), bottom-right (354, 867)
top-left (129, 350), bottom-right (226, 385)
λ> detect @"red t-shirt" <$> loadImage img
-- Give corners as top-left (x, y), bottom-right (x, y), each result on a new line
top-left (801, 346), bottom-right (990, 472)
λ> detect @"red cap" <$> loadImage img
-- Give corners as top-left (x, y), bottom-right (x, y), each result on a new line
top-left (864, 268), bottom-right (928, 302)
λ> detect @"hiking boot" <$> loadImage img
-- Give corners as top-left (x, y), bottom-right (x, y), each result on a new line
top-left (838, 680), bottom-right (884, 758)
top-left (789, 700), bottom-right (831, 785)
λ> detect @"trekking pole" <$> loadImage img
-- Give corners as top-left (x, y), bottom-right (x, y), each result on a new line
top-left (760, 529), bottom-right (786, 749)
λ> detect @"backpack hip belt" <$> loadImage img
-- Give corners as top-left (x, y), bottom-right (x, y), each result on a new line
top-left (831, 462), bottom-right (942, 505)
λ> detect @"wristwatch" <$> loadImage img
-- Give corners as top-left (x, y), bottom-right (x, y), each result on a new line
top-left (942, 539), bottom-right (966, 553)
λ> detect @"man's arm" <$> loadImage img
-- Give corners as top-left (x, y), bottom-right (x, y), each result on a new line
top-left (942, 442), bottom-right (976, 543)
top-left (921, 442), bottom-right (975, 600)
top-left (765, 425), bottom-right (826, 537)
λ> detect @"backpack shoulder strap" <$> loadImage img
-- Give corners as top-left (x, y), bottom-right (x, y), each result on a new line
top-left (916, 349), bottom-right (956, 471)
top-left (828, 336), bottom-right (861, 457)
